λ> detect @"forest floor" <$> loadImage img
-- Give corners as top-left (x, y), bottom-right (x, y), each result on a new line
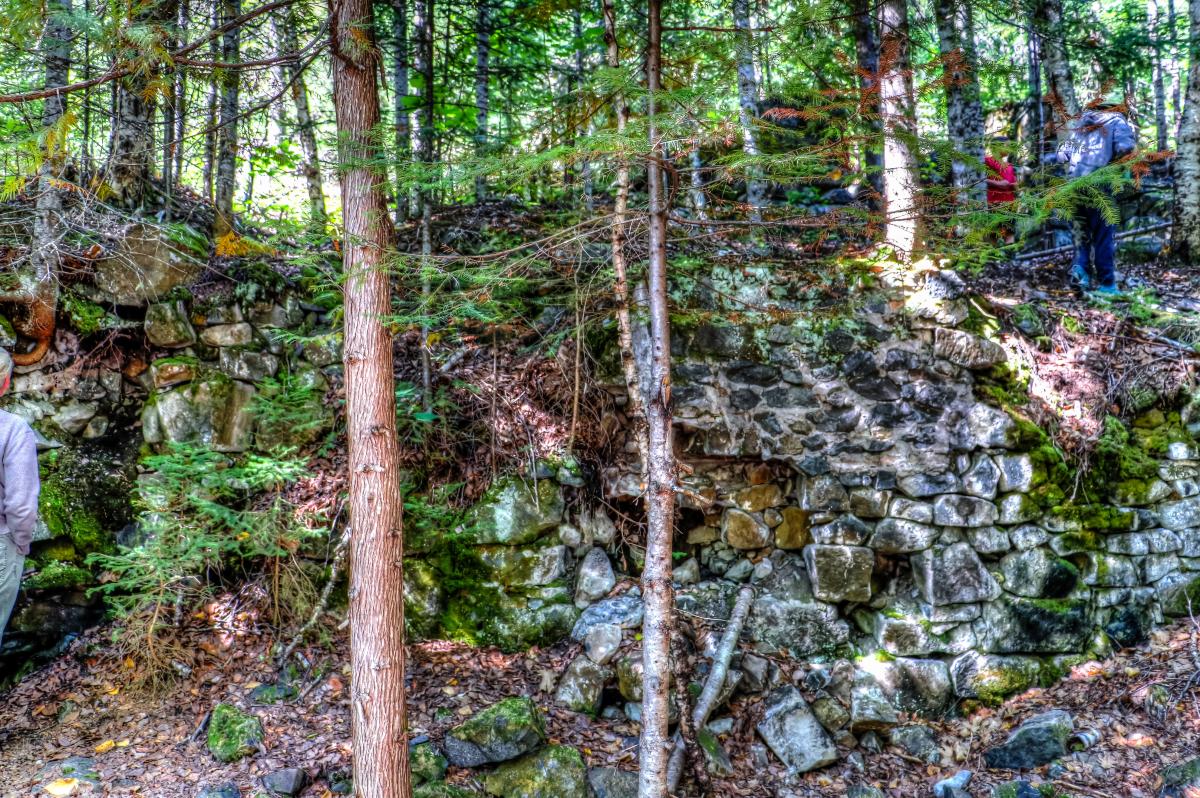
top-left (0, 589), bottom-right (1197, 798)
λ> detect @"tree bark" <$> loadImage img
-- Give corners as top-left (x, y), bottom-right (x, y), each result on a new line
top-left (1151, 0), bottom-right (1170, 150)
top-left (213, 0), bottom-right (242, 238)
top-left (276, 2), bottom-right (328, 230)
top-left (329, 0), bottom-right (411, 793)
top-left (173, 0), bottom-right (189, 189)
top-left (733, 0), bottom-right (766, 220)
top-left (107, 14), bottom-right (157, 208)
top-left (878, 0), bottom-right (921, 258)
top-left (474, 0), bottom-right (490, 202)
top-left (392, 0), bottom-right (411, 221)
top-left (574, 4), bottom-right (593, 210)
top-left (162, 0), bottom-right (179, 198)
top-left (414, 0), bottom-right (434, 410)
top-left (1035, 0), bottom-right (1079, 142)
top-left (850, 0), bottom-right (883, 199)
top-left (1026, 24), bottom-right (1044, 165)
top-left (202, 3), bottom-right (219, 202)
top-left (1172, 0), bottom-right (1200, 261)
top-left (639, 2), bottom-right (677, 797)
top-left (934, 0), bottom-right (984, 206)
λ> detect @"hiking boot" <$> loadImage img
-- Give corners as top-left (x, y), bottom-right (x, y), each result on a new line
top-left (1070, 265), bottom-right (1093, 290)
top-left (1093, 283), bottom-right (1121, 296)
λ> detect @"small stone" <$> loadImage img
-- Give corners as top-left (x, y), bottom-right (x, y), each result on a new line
top-left (410, 741), bottom-right (449, 785)
top-left (755, 686), bottom-right (839, 773)
top-left (773, 507), bottom-right (811, 549)
top-left (992, 780), bottom-right (1041, 798)
top-left (262, 768), bottom-right (307, 796)
top-left (444, 697), bottom-right (547, 767)
top-left (810, 694), bottom-right (850, 733)
top-left (575, 547), bottom-right (616, 607)
top-left (587, 767), bottom-right (638, 798)
top-left (584, 623), bottom-right (622, 665)
top-left (686, 525), bottom-right (720, 545)
top-left (571, 594), bottom-right (643, 641)
top-left (897, 473), bottom-right (960, 498)
top-left (999, 549), bottom-right (1078, 599)
top-left (196, 784), bottom-right (241, 798)
top-left (1010, 525), bottom-right (1050, 550)
top-left (849, 488), bottom-right (891, 519)
top-left (150, 357), bottom-right (197, 388)
top-left (967, 526), bottom-right (1010, 554)
top-left (950, 651), bottom-right (1042, 701)
top-left (145, 301), bottom-right (197, 348)
top-left (1159, 497), bottom-right (1200, 531)
top-left (674, 557), bottom-right (700, 585)
top-left (889, 724), bottom-right (940, 763)
top-left (933, 771), bottom-right (973, 798)
top-left (888, 497), bottom-right (935, 523)
top-left (555, 655), bottom-right (613, 715)
top-left (850, 677), bottom-right (898, 730)
top-left (995, 454), bottom-right (1037, 493)
top-left (870, 517), bottom-right (939, 553)
top-left (199, 322), bottom-right (254, 347)
top-left (811, 515), bottom-right (873, 545)
top-left (803, 544), bottom-right (873, 603)
top-left (933, 494), bottom-right (999, 528)
top-left (911, 543), bottom-right (1001, 606)
top-left (998, 493), bottom-right (1040, 525)
top-left (800, 474), bottom-right (850, 511)
top-left (962, 455), bottom-right (1001, 500)
top-left (934, 327), bottom-right (1006, 369)
top-left (219, 348), bottom-right (280, 382)
top-left (732, 484), bottom-right (783, 512)
top-left (983, 710), bottom-right (1073, 770)
top-left (722, 508), bottom-right (772, 549)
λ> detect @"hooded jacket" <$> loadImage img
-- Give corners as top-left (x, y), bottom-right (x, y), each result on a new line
top-left (1056, 109), bottom-right (1137, 179)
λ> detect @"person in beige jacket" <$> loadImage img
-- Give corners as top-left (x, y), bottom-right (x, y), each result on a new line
top-left (0, 350), bottom-right (40, 647)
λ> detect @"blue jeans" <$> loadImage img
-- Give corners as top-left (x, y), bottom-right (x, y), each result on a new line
top-left (0, 534), bottom-right (22, 648)
top-left (1072, 204), bottom-right (1116, 288)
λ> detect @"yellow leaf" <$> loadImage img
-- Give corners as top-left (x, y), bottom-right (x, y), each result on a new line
top-left (44, 779), bottom-right (79, 796)
top-left (123, 657), bottom-right (136, 669)
top-left (116, 740), bottom-right (131, 748)
top-left (94, 739), bottom-right (115, 754)
top-left (104, 686), bottom-right (120, 695)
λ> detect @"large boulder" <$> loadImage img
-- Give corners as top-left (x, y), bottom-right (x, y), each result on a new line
top-left (976, 596), bottom-right (1092, 654)
top-left (983, 710), bottom-right (1073, 770)
top-left (755, 686), bottom-right (839, 773)
top-left (911, 543), bottom-right (1001, 606)
top-left (94, 224), bottom-right (204, 305)
top-left (444, 697), bottom-right (547, 768)
top-left (142, 375), bottom-right (256, 452)
top-left (483, 745), bottom-right (588, 798)
top-left (470, 477), bottom-right (564, 546)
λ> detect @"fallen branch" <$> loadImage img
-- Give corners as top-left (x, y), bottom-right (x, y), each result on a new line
top-left (665, 584), bottom-right (755, 794)
top-left (276, 507), bottom-right (349, 668)
top-left (1014, 222), bottom-right (1173, 262)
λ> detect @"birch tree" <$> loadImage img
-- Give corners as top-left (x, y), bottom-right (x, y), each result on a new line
top-left (935, 0), bottom-right (984, 205)
top-left (1172, 0), bottom-right (1200, 261)
top-left (733, 0), bottom-right (766, 220)
top-left (1034, 0), bottom-right (1080, 142)
top-left (878, 0), bottom-right (921, 258)
top-left (213, 0), bottom-right (242, 237)
top-left (328, 0), bottom-right (411, 792)
top-left (275, 2), bottom-right (328, 230)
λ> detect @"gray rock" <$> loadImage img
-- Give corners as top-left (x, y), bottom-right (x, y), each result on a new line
top-left (811, 515), bottom-right (873, 545)
top-left (849, 489), bottom-right (891, 519)
top-left (571, 594), bottom-right (643, 641)
top-left (998, 494), bottom-right (1040, 525)
top-left (1009, 525), bottom-right (1051, 550)
top-left (934, 327), bottom-right (1006, 369)
top-left (933, 494), bottom-right (999, 527)
top-left (962, 455), bottom-right (1001, 500)
top-left (262, 768), bottom-right (307, 796)
top-left (483, 745), bottom-right (588, 798)
top-left (995, 454), bottom-right (1037, 493)
top-left (999, 549), bottom-right (1079, 598)
top-left (584, 623), bottom-right (622, 665)
top-left (145, 301), bottom-right (197, 348)
top-left (976, 595), bottom-right (1092, 653)
top-left (578, 507), bottom-right (617, 546)
top-left (587, 767), bottom-right (638, 798)
top-left (479, 544), bottom-right (570, 588)
top-left (950, 651), bottom-right (1042, 700)
top-left (51, 400), bottom-right (98, 435)
top-left (722, 508), bottom-right (772, 549)
top-left (444, 697), bottom-right (547, 767)
top-left (200, 322), bottom-right (254, 347)
top-left (1143, 554), bottom-right (1181, 583)
top-left (755, 686), bottom-right (839, 773)
top-left (862, 657), bottom-right (954, 716)
top-left (963, 403), bottom-right (1016, 449)
top-left (575, 547), bottom-right (616, 607)
top-left (1158, 497), bottom-right (1200, 531)
top-left (219, 348), bottom-right (280, 382)
top-left (897, 473), bottom-right (961, 498)
top-left (933, 771), bottom-right (973, 798)
top-left (302, 333), bottom-right (343, 367)
top-left (889, 497), bottom-right (935, 524)
top-left (144, 377), bottom-right (256, 452)
top-left (983, 709), bottom-right (1073, 769)
top-left (95, 224), bottom-right (203, 304)
top-left (470, 476), bottom-right (564, 546)
top-left (870, 517), bottom-right (939, 553)
top-left (674, 557), bottom-right (700, 585)
top-left (800, 475), bottom-right (850, 511)
top-left (889, 724), bottom-right (940, 763)
top-left (992, 780), bottom-right (1041, 798)
top-left (410, 741), bottom-right (449, 785)
top-left (850, 676), bottom-right (899, 730)
top-left (912, 543), bottom-right (1001, 605)
top-left (1080, 553), bottom-right (1139, 587)
top-left (874, 612), bottom-right (976, 656)
top-left (749, 595), bottom-right (849, 657)
top-left (803, 544), bottom-right (873, 602)
top-left (197, 784), bottom-right (241, 798)
top-left (967, 526), bottom-right (1010, 554)
top-left (555, 654), bottom-right (613, 715)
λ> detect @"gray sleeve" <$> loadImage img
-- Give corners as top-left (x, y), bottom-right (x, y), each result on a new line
top-left (1111, 118), bottom-right (1137, 158)
top-left (4, 424), bottom-right (40, 555)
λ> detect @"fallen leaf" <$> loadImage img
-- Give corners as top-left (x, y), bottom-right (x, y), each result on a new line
top-left (44, 779), bottom-right (79, 797)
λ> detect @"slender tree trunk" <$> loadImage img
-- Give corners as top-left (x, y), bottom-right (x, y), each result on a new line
top-left (733, 0), bottom-right (766, 220)
top-left (414, 0), bottom-right (434, 410)
top-left (328, 0), bottom-right (410, 792)
top-left (1171, 0), bottom-right (1183, 133)
top-left (639, 3), bottom-right (676, 797)
top-left (934, 0), bottom-right (984, 206)
top-left (173, 0), bottom-right (188, 187)
top-left (162, 0), bottom-right (178, 199)
top-left (276, 3), bottom-right (328, 230)
top-left (574, 4), bottom-right (593, 210)
top-left (1035, 0), bottom-right (1079, 142)
top-left (474, 0), bottom-right (490, 202)
top-left (878, 0), bottom-right (921, 258)
top-left (213, 0), bottom-right (241, 237)
top-left (82, 29), bottom-right (91, 176)
top-left (1151, 0), bottom-right (1170, 150)
top-left (601, 0), bottom-right (648, 463)
top-left (1026, 25), bottom-right (1044, 165)
top-left (202, 4), bottom-right (219, 201)
top-left (851, 0), bottom-right (883, 199)
top-left (393, 0), bottom-right (411, 221)
top-left (108, 72), bottom-right (155, 206)
top-left (1172, 0), bottom-right (1200, 260)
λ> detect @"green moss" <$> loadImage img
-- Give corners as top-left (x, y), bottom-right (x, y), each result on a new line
top-left (411, 741), bottom-right (449, 786)
top-left (23, 561), bottom-right (93, 590)
top-left (32, 538), bottom-right (78, 565)
top-left (973, 664), bottom-right (1039, 706)
top-left (483, 745), bottom-right (587, 798)
top-left (206, 703), bottom-right (264, 763)
top-left (39, 475), bottom-right (108, 554)
top-left (1053, 528), bottom-right (1103, 552)
top-left (1161, 758), bottom-right (1200, 793)
top-left (62, 292), bottom-right (108, 335)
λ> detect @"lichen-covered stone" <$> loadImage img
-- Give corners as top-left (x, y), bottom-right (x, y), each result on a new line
top-left (858, 656), bottom-right (953, 716)
top-left (200, 322), bottom-right (254, 347)
top-left (555, 654), bottom-right (613, 715)
top-left (897, 473), bottom-right (960, 498)
top-left (483, 745), bottom-right (588, 798)
top-left (722, 508), bottom-right (772, 549)
top-left (470, 476), bottom-right (564, 546)
top-left (773, 507), bottom-right (811, 549)
top-left (995, 453), bottom-right (1037, 493)
top-left (983, 709), bottom-right (1073, 770)
top-left (962, 455), bottom-right (1000, 500)
top-left (976, 596), bottom-right (1092, 653)
top-left (218, 348), bottom-right (280, 382)
top-left (803, 544), bottom-right (873, 602)
top-left (997, 493), bottom-right (1040, 525)
top-left (756, 686), bottom-right (838, 773)
top-left (870, 517), bottom-right (939, 553)
top-left (206, 703), bottom-right (264, 763)
top-left (479, 543), bottom-right (570, 589)
top-left (934, 327), bottom-right (1006, 369)
top-left (1158, 497), bottom-right (1200, 531)
top-left (145, 301), bottom-right (197, 348)
top-left (144, 375), bottom-right (256, 452)
top-left (749, 595), bottom-right (848, 657)
top-left (911, 544), bottom-right (1001, 606)
top-left (571, 594), bottom-right (643, 640)
top-left (444, 697), bottom-right (547, 768)
top-left (998, 549), bottom-right (1078, 599)
top-left (811, 515), bottom-right (872, 545)
top-left (933, 494), bottom-right (999, 528)
top-left (587, 767), bottom-right (638, 798)
top-left (574, 547), bottom-right (615, 606)
top-left (950, 651), bottom-right (1042, 703)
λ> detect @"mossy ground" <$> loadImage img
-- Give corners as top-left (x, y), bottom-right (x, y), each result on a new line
top-left (206, 703), bottom-right (264, 763)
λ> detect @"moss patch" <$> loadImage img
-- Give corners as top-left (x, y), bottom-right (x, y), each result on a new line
top-left (483, 745), bottom-right (588, 798)
top-left (23, 561), bottom-right (93, 590)
top-left (206, 703), bottom-right (264, 763)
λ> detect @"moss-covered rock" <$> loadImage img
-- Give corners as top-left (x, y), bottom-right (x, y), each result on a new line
top-left (23, 561), bottom-right (93, 590)
top-left (405, 560), bottom-right (446, 640)
top-left (206, 703), bottom-right (264, 763)
top-left (413, 785), bottom-right (480, 798)
top-left (444, 587), bottom-right (578, 653)
top-left (483, 745), bottom-right (588, 798)
top-left (38, 446), bottom-right (132, 556)
top-left (443, 697), bottom-right (546, 767)
top-left (411, 741), bottom-right (449, 785)
top-left (468, 476), bottom-right (564, 546)
top-left (1160, 757), bottom-right (1200, 798)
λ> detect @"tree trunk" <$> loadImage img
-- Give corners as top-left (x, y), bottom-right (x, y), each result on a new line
top-left (414, 0), bottom-right (434, 410)
top-left (276, 3), bottom-right (328, 230)
top-left (474, 0), bottom-right (490, 202)
top-left (392, 0), bottom-right (411, 221)
top-left (202, 3), bottom-right (219, 203)
top-left (1151, 0), bottom-right (1170, 150)
top-left (1026, 25), bottom-right (1044, 165)
top-left (213, 0), bottom-right (241, 238)
top-left (574, 4), bottom-right (593, 210)
top-left (1172, 0), bottom-right (1200, 260)
top-left (934, 0), bottom-right (984, 206)
top-left (1171, 0), bottom-right (1183, 134)
top-left (878, 0), bottom-right (921, 258)
top-left (162, 0), bottom-right (178, 199)
top-left (851, 0), bottom-right (883, 198)
top-left (733, 0), bottom-right (766, 220)
top-left (1035, 0), bottom-right (1079, 142)
top-left (329, 0), bottom-right (411, 793)
top-left (639, 3), bottom-right (677, 798)
top-left (108, 81), bottom-right (155, 207)
top-left (173, 0), bottom-right (188, 188)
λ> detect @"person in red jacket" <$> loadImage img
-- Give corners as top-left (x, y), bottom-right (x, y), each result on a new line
top-left (985, 138), bottom-right (1018, 243)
